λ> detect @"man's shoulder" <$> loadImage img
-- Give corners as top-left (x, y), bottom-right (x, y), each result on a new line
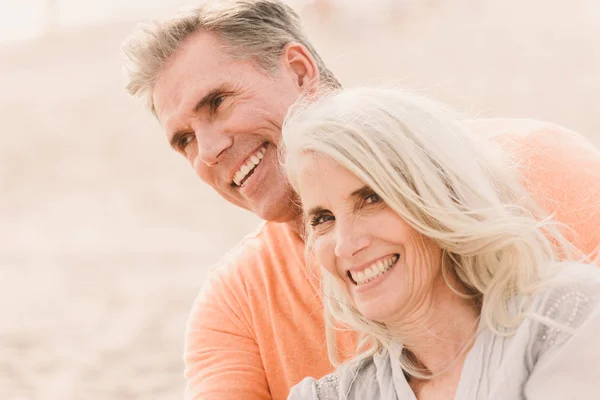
top-left (186, 220), bottom-right (305, 329)
top-left (198, 220), bottom-right (306, 299)
top-left (464, 117), bottom-right (569, 136)
top-left (211, 220), bottom-right (271, 274)
top-left (464, 117), bottom-right (594, 150)
top-left (465, 117), bottom-right (600, 183)
top-left (212, 220), bottom-right (302, 273)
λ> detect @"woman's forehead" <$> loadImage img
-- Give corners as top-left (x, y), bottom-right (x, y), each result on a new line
top-left (296, 154), bottom-right (366, 208)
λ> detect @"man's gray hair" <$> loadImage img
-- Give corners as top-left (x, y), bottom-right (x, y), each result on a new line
top-left (122, 0), bottom-right (340, 114)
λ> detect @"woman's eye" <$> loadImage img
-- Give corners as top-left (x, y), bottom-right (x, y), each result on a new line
top-left (211, 96), bottom-right (224, 112)
top-left (364, 193), bottom-right (382, 204)
top-left (309, 214), bottom-right (334, 227)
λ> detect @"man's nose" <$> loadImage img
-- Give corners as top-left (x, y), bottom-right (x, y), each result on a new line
top-left (195, 127), bottom-right (234, 167)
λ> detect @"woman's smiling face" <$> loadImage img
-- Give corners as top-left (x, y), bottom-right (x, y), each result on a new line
top-left (296, 153), bottom-right (443, 324)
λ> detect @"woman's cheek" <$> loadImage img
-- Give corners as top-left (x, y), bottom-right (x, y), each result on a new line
top-left (314, 235), bottom-right (337, 276)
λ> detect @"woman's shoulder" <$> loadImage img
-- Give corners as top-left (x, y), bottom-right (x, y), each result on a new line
top-left (536, 262), bottom-right (600, 309)
top-left (529, 262), bottom-right (600, 343)
top-left (287, 356), bottom-right (378, 400)
top-left (287, 372), bottom-right (340, 400)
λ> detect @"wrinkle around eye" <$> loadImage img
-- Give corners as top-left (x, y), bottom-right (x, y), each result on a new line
top-left (364, 193), bottom-right (382, 205)
top-left (176, 134), bottom-right (196, 158)
top-left (181, 135), bottom-right (194, 148)
top-left (211, 96), bottom-right (224, 111)
top-left (308, 214), bottom-right (335, 236)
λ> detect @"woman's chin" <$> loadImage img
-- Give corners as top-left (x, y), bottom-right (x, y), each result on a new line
top-left (354, 299), bottom-right (405, 324)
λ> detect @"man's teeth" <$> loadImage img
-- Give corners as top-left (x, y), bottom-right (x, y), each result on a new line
top-left (350, 255), bottom-right (399, 285)
top-left (233, 146), bottom-right (266, 186)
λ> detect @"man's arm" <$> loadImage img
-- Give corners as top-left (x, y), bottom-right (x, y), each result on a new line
top-left (471, 118), bottom-right (600, 258)
top-left (514, 122), bottom-right (600, 258)
top-left (184, 269), bottom-right (271, 400)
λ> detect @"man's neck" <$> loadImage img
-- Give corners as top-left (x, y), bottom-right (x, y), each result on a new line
top-left (285, 215), bottom-right (306, 242)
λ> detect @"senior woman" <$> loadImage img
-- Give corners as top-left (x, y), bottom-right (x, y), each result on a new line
top-left (281, 88), bottom-right (600, 399)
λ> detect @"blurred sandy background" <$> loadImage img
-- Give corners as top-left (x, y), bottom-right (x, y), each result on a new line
top-left (0, 0), bottom-right (598, 399)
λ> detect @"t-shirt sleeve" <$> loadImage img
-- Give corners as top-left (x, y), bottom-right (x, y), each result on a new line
top-left (184, 266), bottom-right (271, 400)
top-left (509, 123), bottom-right (600, 258)
top-left (524, 276), bottom-right (600, 399)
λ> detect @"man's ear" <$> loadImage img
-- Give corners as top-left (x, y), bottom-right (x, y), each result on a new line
top-left (281, 42), bottom-right (319, 89)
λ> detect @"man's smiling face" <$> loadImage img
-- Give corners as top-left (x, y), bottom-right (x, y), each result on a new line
top-left (153, 30), bottom-right (313, 222)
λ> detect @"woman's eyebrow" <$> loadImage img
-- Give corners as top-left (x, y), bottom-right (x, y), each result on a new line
top-left (305, 205), bottom-right (326, 217)
top-left (349, 185), bottom-right (373, 200)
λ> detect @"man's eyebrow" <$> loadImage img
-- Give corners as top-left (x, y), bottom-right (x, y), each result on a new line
top-left (193, 86), bottom-right (226, 113)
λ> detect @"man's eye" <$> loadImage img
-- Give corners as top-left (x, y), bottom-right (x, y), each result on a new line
top-left (178, 135), bottom-right (194, 151)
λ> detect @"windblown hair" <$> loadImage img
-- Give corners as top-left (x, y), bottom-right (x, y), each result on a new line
top-left (281, 87), bottom-right (577, 379)
top-left (122, 0), bottom-right (339, 114)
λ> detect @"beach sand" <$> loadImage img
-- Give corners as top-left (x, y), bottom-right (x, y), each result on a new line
top-left (1, 1), bottom-right (598, 398)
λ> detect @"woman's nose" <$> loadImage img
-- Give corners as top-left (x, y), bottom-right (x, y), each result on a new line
top-left (334, 218), bottom-right (371, 259)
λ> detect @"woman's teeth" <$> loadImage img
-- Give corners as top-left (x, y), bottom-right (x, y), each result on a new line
top-left (233, 146), bottom-right (266, 186)
top-left (350, 254), bottom-right (399, 285)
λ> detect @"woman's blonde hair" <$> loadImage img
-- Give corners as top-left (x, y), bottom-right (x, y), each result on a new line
top-left (281, 87), bottom-right (577, 378)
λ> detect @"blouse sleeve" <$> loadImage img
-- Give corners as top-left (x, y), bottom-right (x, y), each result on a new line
top-left (287, 374), bottom-right (340, 400)
top-left (524, 277), bottom-right (600, 399)
top-left (287, 377), bottom-right (319, 400)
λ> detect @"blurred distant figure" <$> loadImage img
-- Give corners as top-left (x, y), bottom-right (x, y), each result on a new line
top-left (313, 0), bottom-right (333, 17)
top-left (300, 0), bottom-right (419, 27)
top-left (42, 0), bottom-right (59, 34)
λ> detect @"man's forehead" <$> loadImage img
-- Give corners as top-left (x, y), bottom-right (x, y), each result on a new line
top-left (172, 30), bottom-right (229, 67)
top-left (153, 32), bottom-right (257, 125)
top-left (154, 77), bottom-right (226, 129)
top-left (153, 75), bottom-right (220, 127)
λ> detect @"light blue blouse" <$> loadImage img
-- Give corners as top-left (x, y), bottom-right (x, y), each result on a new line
top-left (288, 262), bottom-right (600, 400)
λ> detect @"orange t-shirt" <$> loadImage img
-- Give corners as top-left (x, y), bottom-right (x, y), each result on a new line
top-left (184, 119), bottom-right (600, 400)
